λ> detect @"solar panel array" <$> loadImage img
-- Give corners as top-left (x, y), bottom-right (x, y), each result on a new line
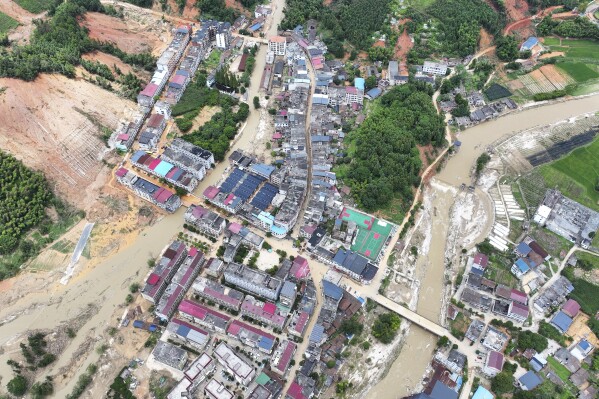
top-left (251, 183), bottom-right (278, 210)
top-left (220, 168), bottom-right (245, 193)
top-left (234, 174), bottom-right (264, 201)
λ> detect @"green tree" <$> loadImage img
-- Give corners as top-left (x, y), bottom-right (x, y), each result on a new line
top-left (365, 75), bottom-right (377, 90)
top-left (495, 35), bottom-right (519, 62)
top-left (491, 371), bottom-right (514, 395)
top-left (7, 375), bottom-right (28, 396)
top-left (253, 96), bottom-right (261, 109)
top-left (372, 313), bottom-right (401, 344)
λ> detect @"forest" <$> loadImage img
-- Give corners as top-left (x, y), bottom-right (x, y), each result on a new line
top-left (0, 0), bottom-right (155, 81)
top-left (537, 16), bottom-right (599, 40)
top-left (196, 0), bottom-right (239, 23)
top-left (339, 83), bottom-right (445, 212)
top-left (279, 0), bottom-right (323, 31)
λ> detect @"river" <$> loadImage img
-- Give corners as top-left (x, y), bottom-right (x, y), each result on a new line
top-left (365, 94), bottom-right (599, 399)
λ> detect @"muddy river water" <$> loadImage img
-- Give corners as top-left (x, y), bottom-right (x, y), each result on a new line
top-left (0, 16), bottom-right (597, 397)
top-left (365, 95), bottom-right (599, 399)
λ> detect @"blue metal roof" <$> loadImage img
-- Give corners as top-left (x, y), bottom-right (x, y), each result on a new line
top-left (131, 150), bottom-right (145, 163)
top-left (519, 371), bottom-right (542, 390)
top-left (515, 258), bottom-right (530, 273)
top-left (578, 339), bottom-right (591, 351)
top-left (258, 336), bottom-right (274, 350)
top-left (366, 88), bottom-right (382, 99)
top-left (249, 23), bottom-right (263, 32)
top-left (311, 135), bottom-right (331, 142)
top-left (354, 77), bottom-right (365, 90)
top-left (322, 280), bottom-right (343, 301)
top-left (472, 386), bottom-right (493, 399)
top-left (521, 37), bottom-right (539, 50)
top-left (430, 381), bottom-right (457, 399)
top-left (517, 242), bottom-right (532, 255)
top-left (177, 325), bottom-right (191, 337)
top-left (551, 311), bottom-right (573, 333)
top-left (154, 160), bottom-right (174, 177)
top-left (309, 323), bottom-right (325, 343)
top-left (250, 163), bottom-right (275, 177)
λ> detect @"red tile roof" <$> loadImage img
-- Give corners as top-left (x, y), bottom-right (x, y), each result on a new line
top-left (228, 222), bottom-right (242, 234)
top-left (227, 320), bottom-right (275, 340)
top-left (473, 252), bottom-right (489, 268)
top-left (153, 188), bottom-right (174, 203)
top-left (562, 299), bottom-right (580, 317)
top-left (486, 351), bottom-right (504, 371)
top-left (263, 302), bottom-right (276, 315)
top-left (510, 302), bottom-right (529, 318)
top-left (276, 341), bottom-right (296, 373)
top-left (178, 299), bottom-right (230, 322)
top-left (140, 83), bottom-right (159, 97)
top-left (203, 186), bottom-right (220, 199)
top-left (147, 114), bottom-right (165, 128)
top-left (147, 273), bottom-right (160, 285)
top-left (510, 289), bottom-right (528, 305)
top-left (148, 158), bottom-right (161, 170)
top-left (117, 133), bottom-right (129, 141)
top-left (287, 382), bottom-right (307, 399)
top-left (293, 311), bottom-right (309, 334)
top-left (116, 168), bottom-right (128, 177)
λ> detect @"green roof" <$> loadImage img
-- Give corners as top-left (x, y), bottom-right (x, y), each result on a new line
top-left (255, 372), bottom-right (270, 386)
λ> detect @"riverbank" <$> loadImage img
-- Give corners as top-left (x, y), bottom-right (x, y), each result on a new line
top-left (364, 93), bottom-right (599, 399)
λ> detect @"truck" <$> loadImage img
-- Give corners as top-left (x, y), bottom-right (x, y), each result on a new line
top-left (133, 320), bottom-right (158, 332)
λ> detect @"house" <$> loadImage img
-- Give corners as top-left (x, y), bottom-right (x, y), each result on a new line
top-left (508, 301), bottom-right (529, 323)
top-left (551, 311), bottom-right (573, 333)
top-left (520, 36), bottom-right (539, 52)
top-left (213, 342), bottom-right (256, 385)
top-left (471, 252), bottom-right (489, 275)
top-left (166, 318), bottom-right (210, 349)
top-left (519, 371), bottom-right (542, 390)
top-left (571, 339), bottom-right (593, 361)
top-left (279, 281), bottom-right (297, 307)
top-left (562, 299), bottom-right (580, 318)
top-left (366, 87), bottom-right (382, 100)
top-left (423, 61), bottom-right (448, 76)
top-left (570, 367), bottom-right (589, 388)
top-left (554, 347), bottom-right (581, 373)
top-left (152, 341), bottom-right (188, 371)
top-left (223, 263), bottom-right (283, 301)
top-left (429, 381), bottom-right (457, 399)
top-left (483, 351), bottom-right (504, 377)
top-left (579, 385), bottom-right (598, 399)
top-left (529, 354), bottom-right (547, 372)
top-left (511, 258), bottom-right (531, 279)
top-left (471, 386), bottom-right (494, 399)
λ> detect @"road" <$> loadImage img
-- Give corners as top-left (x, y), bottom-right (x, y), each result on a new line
top-left (59, 222), bottom-right (95, 285)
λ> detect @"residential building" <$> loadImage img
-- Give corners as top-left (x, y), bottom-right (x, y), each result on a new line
top-left (152, 341), bottom-right (188, 371)
top-left (168, 138), bottom-right (214, 169)
top-left (226, 319), bottom-right (276, 353)
top-left (141, 241), bottom-right (187, 303)
top-left (184, 205), bottom-right (226, 237)
top-left (508, 301), bottom-right (529, 323)
top-left (551, 311), bottom-right (573, 333)
top-left (279, 281), bottom-right (297, 307)
top-left (483, 351), bottom-right (504, 377)
top-left (511, 258), bottom-right (531, 279)
top-left (423, 61), bottom-right (448, 76)
top-left (471, 252), bottom-right (489, 275)
top-left (192, 276), bottom-right (244, 310)
top-left (167, 353), bottom-right (214, 399)
top-left (116, 168), bottom-right (181, 212)
top-left (288, 310), bottom-right (310, 338)
top-left (240, 296), bottom-right (287, 330)
top-left (166, 318), bottom-right (210, 349)
top-left (269, 36), bottom-right (287, 56)
top-left (195, 20), bottom-right (231, 50)
top-left (223, 263), bottom-right (283, 301)
top-left (204, 379), bottom-right (233, 399)
top-left (519, 371), bottom-right (542, 391)
top-left (571, 339), bottom-right (593, 361)
top-left (178, 299), bottom-right (231, 332)
top-left (332, 249), bottom-right (378, 283)
top-left (213, 342), bottom-right (256, 385)
top-left (271, 340), bottom-right (296, 376)
top-left (130, 150), bottom-right (198, 192)
top-left (204, 258), bottom-right (225, 278)
top-left (562, 299), bottom-right (580, 318)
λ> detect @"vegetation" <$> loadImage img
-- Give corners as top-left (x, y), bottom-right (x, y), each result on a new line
top-left (532, 89), bottom-right (567, 101)
top-left (0, 12), bottom-right (18, 35)
top-left (122, 0), bottom-right (153, 7)
top-left (7, 375), bottom-right (28, 396)
top-left (338, 83), bottom-right (444, 212)
top-left (475, 153), bottom-right (491, 177)
top-left (339, 315), bottom-right (364, 337)
top-left (14, 0), bottom-right (55, 13)
top-left (538, 320), bottom-right (568, 346)
top-left (196, 0), bottom-right (238, 23)
top-left (371, 313), bottom-right (401, 344)
top-left (66, 363), bottom-right (98, 399)
top-left (538, 136), bottom-right (599, 212)
top-left (516, 331), bottom-right (548, 352)
top-left (30, 378), bottom-right (54, 399)
top-left (279, 0), bottom-right (324, 31)
top-left (491, 371), bottom-right (514, 395)
top-left (496, 35), bottom-right (519, 62)
top-left (450, 94), bottom-right (470, 117)
top-left (253, 96), bottom-right (260, 109)
top-left (538, 16), bottom-right (599, 40)
top-left (556, 62), bottom-right (599, 83)
top-left (562, 268), bottom-right (599, 315)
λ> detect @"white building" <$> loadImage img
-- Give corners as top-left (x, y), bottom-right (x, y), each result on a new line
top-left (213, 342), bottom-right (256, 385)
top-left (269, 36), bottom-right (287, 56)
top-left (483, 351), bottom-right (504, 377)
top-left (423, 60), bottom-right (448, 76)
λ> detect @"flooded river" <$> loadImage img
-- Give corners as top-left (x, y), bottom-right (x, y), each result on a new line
top-left (366, 94), bottom-right (599, 399)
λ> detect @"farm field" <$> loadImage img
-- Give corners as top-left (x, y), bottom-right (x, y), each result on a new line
top-left (13, 0), bottom-right (54, 14)
top-left (543, 38), bottom-right (599, 60)
top-left (0, 11), bottom-right (18, 35)
top-left (556, 62), bottom-right (599, 82)
top-left (517, 64), bottom-right (574, 94)
top-left (538, 136), bottom-right (599, 212)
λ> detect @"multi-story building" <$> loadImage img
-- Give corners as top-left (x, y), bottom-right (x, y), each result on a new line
top-left (167, 353), bottom-right (215, 398)
top-left (178, 299), bottom-right (231, 333)
top-left (168, 138), bottom-right (214, 169)
top-left (240, 296), bottom-right (287, 330)
top-left (226, 320), bottom-right (276, 353)
top-left (115, 168), bottom-right (181, 212)
top-left (423, 60), bottom-right (448, 76)
top-left (192, 276), bottom-right (244, 311)
top-left (140, 241), bottom-right (187, 303)
top-left (213, 342), bottom-right (256, 385)
top-left (223, 263), bottom-right (283, 301)
top-left (204, 379), bottom-right (233, 399)
top-left (507, 301), bottom-right (529, 323)
top-left (166, 318), bottom-right (210, 349)
top-left (130, 150), bottom-right (198, 192)
top-left (271, 340), bottom-right (297, 376)
top-left (194, 20), bottom-right (231, 50)
top-left (184, 205), bottom-right (227, 238)
top-left (269, 36), bottom-right (287, 56)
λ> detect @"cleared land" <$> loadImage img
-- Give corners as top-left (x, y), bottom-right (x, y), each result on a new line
top-left (0, 10), bottom-right (17, 34)
top-left (538, 136), bottom-right (599, 211)
top-left (517, 65), bottom-right (574, 94)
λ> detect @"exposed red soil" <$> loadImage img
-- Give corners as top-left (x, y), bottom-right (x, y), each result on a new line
top-left (504, 0), bottom-right (529, 22)
top-left (394, 27), bottom-right (413, 61)
top-left (82, 51), bottom-right (149, 79)
top-left (0, 0), bottom-right (37, 44)
top-left (82, 12), bottom-right (163, 54)
top-left (479, 28), bottom-right (494, 52)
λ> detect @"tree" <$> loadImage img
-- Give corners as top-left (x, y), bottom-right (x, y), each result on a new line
top-left (495, 35), bottom-right (519, 62)
top-left (491, 371), bottom-right (514, 395)
top-left (517, 331), bottom-right (548, 352)
top-left (253, 96), bottom-right (260, 109)
top-left (7, 375), bottom-right (28, 396)
top-left (30, 378), bottom-right (54, 399)
top-left (451, 94), bottom-right (470, 117)
top-left (365, 75), bottom-right (377, 90)
top-left (437, 336), bottom-right (449, 347)
top-left (372, 313), bottom-right (401, 344)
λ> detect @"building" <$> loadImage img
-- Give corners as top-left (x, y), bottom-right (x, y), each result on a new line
top-left (508, 301), bottom-right (529, 323)
top-left (167, 138), bottom-right (214, 169)
top-left (551, 311), bottom-right (573, 333)
top-left (152, 341), bottom-right (188, 371)
top-left (269, 36), bottom-right (287, 56)
top-left (279, 281), bottom-right (297, 307)
top-left (226, 319), bottom-right (276, 353)
top-left (471, 387), bottom-right (494, 399)
top-left (195, 20), bottom-right (231, 50)
top-left (167, 353), bottom-right (215, 399)
top-left (141, 241), bottom-right (187, 303)
top-left (483, 351), bottom-right (504, 377)
top-left (204, 379), bottom-right (233, 399)
top-left (166, 318), bottom-right (210, 350)
top-left (192, 276), bottom-right (244, 310)
top-left (471, 253), bottom-right (489, 275)
top-left (511, 258), bottom-right (531, 279)
top-left (184, 205), bottom-right (226, 238)
top-left (116, 168), bottom-right (181, 212)
top-left (130, 150), bottom-right (198, 193)
top-left (562, 299), bottom-right (580, 318)
top-left (571, 339), bottom-right (593, 361)
top-left (271, 340), bottom-right (296, 376)
top-left (240, 296), bottom-right (287, 330)
top-left (332, 249), bottom-right (378, 283)
top-left (223, 263), bottom-right (283, 301)
top-left (213, 342), bottom-right (256, 385)
top-left (520, 36), bottom-right (539, 52)
top-left (423, 61), bottom-right (448, 76)
top-left (204, 258), bottom-right (225, 278)
top-left (178, 299), bottom-right (231, 332)
top-left (519, 371), bottom-right (542, 390)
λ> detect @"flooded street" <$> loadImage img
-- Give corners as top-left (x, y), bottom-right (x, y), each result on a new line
top-left (366, 94), bottom-right (599, 399)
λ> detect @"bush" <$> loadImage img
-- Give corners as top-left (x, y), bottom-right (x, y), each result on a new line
top-left (7, 375), bottom-right (27, 396)
top-left (372, 313), bottom-right (401, 344)
top-left (129, 283), bottom-right (140, 293)
top-left (533, 90), bottom-right (566, 102)
top-left (492, 371), bottom-right (514, 395)
top-left (253, 96), bottom-right (260, 109)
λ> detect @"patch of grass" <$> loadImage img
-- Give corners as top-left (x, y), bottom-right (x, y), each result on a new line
top-left (13, 0), bottom-right (54, 13)
top-left (556, 62), bottom-right (599, 83)
top-left (529, 226), bottom-right (573, 260)
top-left (0, 12), bottom-right (18, 35)
top-left (538, 136), bottom-right (599, 212)
top-left (547, 356), bottom-right (571, 381)
top-left (569, 278), bottom-right (599, 315)
top-left (574, 252), bottom-right (599, 269)
top-left (486, 262), bottom-right (519, 289)
top-left (204, 49), bottom-right (221, 71)
top-left (547, 38), bottom-right (599, 60)
top-left (51, 239), bottom-right (75, 254)
top-left (378, 196), bottom-right (406, 226)
top-left (449, 311), bottom-right (470, 340)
